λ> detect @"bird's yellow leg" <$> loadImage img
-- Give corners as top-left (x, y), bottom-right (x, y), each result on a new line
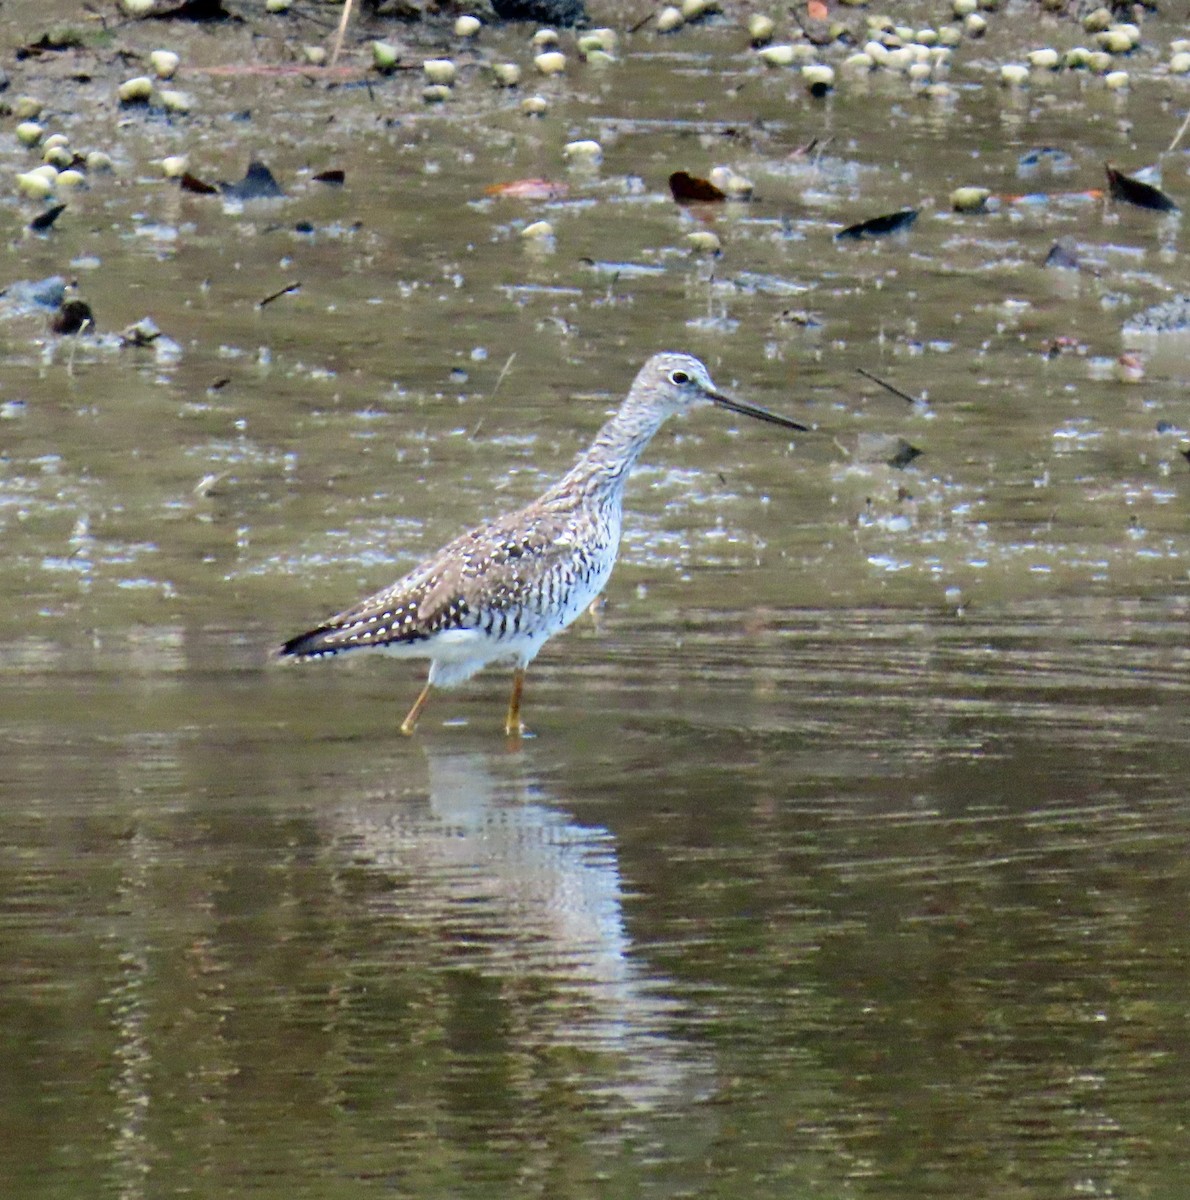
top-left (400, 679), bottom-right (433, 736)
top-left (504, 667), bottom-right (527, 738)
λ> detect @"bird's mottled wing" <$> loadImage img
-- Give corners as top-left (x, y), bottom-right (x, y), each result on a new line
top-left (276, 502), bottom-right (580, 660)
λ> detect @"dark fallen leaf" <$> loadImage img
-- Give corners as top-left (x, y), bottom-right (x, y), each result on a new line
top-left (1106, 163), bottom-right (1178, 212)
top-left (836, 208), bottom-right (918, 240)
top-left (294, 220), bottom-right (315, 234)
top-left (489, 0), bottom-right (587, 27)
top-left (1044, 238), bottom-right (1079, 269)
top-left (29, 204), bottom-right (67, 232)
top-left (221, 160), bottom-right (284, 200)
top-left (148, 0), bottom-right (237, 20)
top-left (1181, 448), bottom-right (1190, 468)
top-left (669, 171), bottom-right (728, 204)
top-left (209, 377), bottom-right (231, 391)
top-left (887, 440), bottom-right (923, 469)
top-left (179, 171), bottom-right (218, 195)
top-left (312, 169), bottom-right (345, 185)
top-left (51, 299), bottom-right (93, 335)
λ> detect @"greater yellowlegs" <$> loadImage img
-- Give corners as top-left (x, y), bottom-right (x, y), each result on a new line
top-left (277, 352), bottom-right (806, 736)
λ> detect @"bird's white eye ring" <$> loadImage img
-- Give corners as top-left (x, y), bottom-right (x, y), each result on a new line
top-left (670, 370), bottom-right (690, 385)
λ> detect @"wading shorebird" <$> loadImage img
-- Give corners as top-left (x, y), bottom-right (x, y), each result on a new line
top-left (277, 352), bottom-right (806, 736)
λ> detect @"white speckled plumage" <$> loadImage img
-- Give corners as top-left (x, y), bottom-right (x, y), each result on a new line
top-left (277, 351), bottom-right (805, 736)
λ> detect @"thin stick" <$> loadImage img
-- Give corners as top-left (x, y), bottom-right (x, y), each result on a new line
top-left (1167, 108), bottom-right (1190, 155)
top-left (258, 281), bottom-right (301, 308)
top-left (856, 366), bottom-right (924, 407)
top-left (627, 10), bottom-right (655, 34)
top-left (491, 351), bottom-right (516, 398)
top-left (329, 0), bottom-right (354, 69)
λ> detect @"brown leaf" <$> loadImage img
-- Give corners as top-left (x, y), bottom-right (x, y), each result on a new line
top-left (179, 172), bottom-right (218, 195)
top-left (668, 171), bottom-right (727, 204)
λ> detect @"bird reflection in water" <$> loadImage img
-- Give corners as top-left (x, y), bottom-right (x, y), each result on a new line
top-left (330, 743), bottom-right (712, 1115)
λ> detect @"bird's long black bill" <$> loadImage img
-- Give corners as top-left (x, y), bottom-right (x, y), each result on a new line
top-left (710, 390), bottom-right (808, 433)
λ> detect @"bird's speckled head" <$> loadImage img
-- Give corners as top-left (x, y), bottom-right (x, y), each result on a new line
top-left (632, 352), bottom-right (727, 416)
top-left (633, 351), bottom-right (808, 432)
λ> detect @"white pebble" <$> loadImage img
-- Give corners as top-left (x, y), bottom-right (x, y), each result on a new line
top-left (562, 139), bottom-right (602, 163)
top-left (686, 231), bottom-right (721, 253)
top-left (657, 6), bottom-right (684, 33)
top-left (16, 170), bottom-right (54, 200)
top-left (423, 58), bottom-right (457, 86)
top-left (534, 50), bottom-right (567, 74)
top-left (709, 166), bottom-right (752, 198)
top-left (748, 14), bottom-right (774, 44)
top-left (371, 41), bottom-right (399, 70)
top-left (159, 89), bottom-right (193, 113)
top-left (1027, 48), bottom-right (1060, 70)
top-left (454, 14), bottom-right (481, 37)
top-left (118, 76), bottom-right (154, 103)
top-left (150, 49), bottom-right (180, 78)
top-left (758, 43), bottom-right (796, 66)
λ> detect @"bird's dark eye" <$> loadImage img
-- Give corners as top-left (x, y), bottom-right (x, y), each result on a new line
top-left (670, 370), bottom-right (690, 385)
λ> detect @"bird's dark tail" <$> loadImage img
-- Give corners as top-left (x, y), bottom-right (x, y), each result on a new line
top-left (275, 625), bottom-right (344, 661)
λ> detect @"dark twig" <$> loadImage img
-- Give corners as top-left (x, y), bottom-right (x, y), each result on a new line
top-left (258, 281), bottom-right (301, 308)
top-left (856, 367), bottom-right (925, 406)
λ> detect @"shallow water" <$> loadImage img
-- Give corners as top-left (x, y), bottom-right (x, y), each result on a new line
top-left (1, 1), bottom-right (1188, 1196)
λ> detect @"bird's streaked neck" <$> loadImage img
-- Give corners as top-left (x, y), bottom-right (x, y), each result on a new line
top-left (551, 393), bottom-right (674, 502)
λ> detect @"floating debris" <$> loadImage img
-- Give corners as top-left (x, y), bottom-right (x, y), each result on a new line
top-left (29, 203), bottom-right (66, 232)
top-left (1106, 163), bottom-right (1178, 212)
top-left (51, 298), bottom-right (93, 334)
top-left (836, 208), bottom-right (918, 240)
top-left (669, 170), bottom-right (727, 203)
top-left (222, 160), bottom-right (284, 200)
